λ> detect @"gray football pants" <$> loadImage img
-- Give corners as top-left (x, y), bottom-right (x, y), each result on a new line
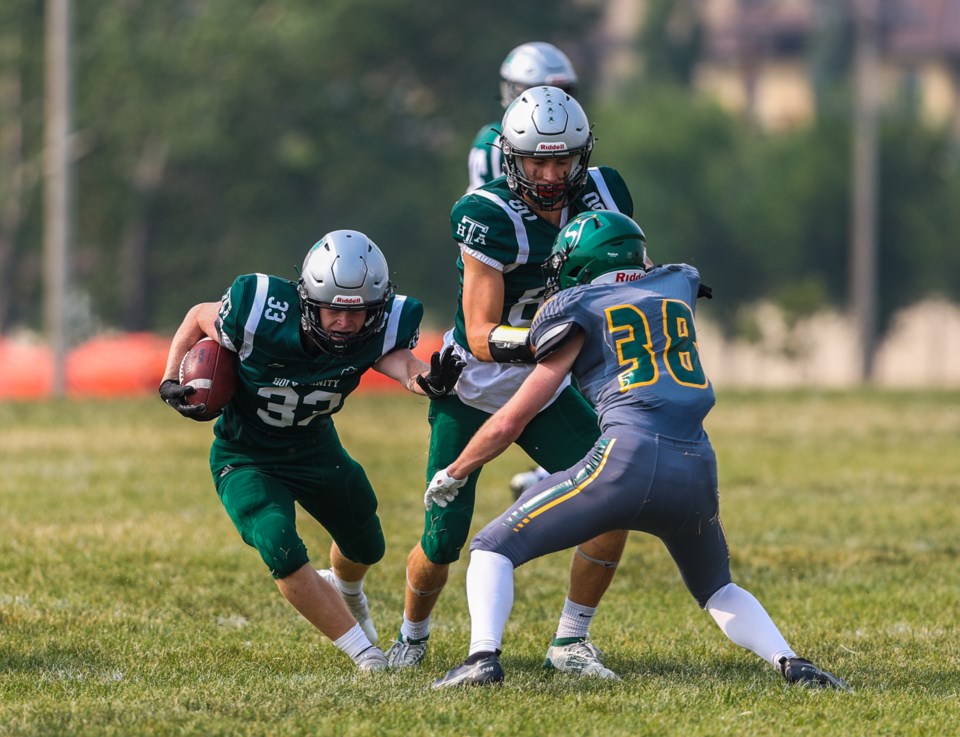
top-left (470, 425), bottom-right (732, 607)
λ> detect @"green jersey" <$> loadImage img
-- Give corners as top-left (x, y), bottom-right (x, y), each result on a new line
top-left (466, 121), bottom-right (502, 192)
top-left (447, 166), bottom-right (633, 413)
top-left (213, 273), bottom-right (422, 448)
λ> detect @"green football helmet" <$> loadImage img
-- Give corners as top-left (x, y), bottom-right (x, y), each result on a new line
top-left (542, 211), bottom-right (648, 297)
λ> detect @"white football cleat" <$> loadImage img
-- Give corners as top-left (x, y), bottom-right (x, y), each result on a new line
top-left (544, 636), bottom-right (620, 680)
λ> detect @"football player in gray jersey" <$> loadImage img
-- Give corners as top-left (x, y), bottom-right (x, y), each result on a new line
top-left (428, 212), bottom-right (846, 690)
top-left (159, 230), bottom-right (463, 673)
top-left (387, 87), bottom-right (631, 678)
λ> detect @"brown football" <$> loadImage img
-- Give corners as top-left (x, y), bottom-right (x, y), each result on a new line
top-left (178, 337), bottom-right (239, 421)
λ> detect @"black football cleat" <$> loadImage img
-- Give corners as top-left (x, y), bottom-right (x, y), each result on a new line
top-left (431, 653), bottom-right (505, 689)
top-left (779, 657), bottom-right (849, 690)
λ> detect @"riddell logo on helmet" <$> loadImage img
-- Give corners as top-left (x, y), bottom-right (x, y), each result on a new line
top-left (332, 295), bottom-right (364, 305)
top-left (615, 271), bottom-right (645, 282)
top-left (537, 142), bottom-right (568, 152)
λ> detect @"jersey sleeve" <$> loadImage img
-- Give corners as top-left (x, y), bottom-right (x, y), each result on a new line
top-left (530, 290), bottom-right (587, 361)
top-left (585, 167), bottom-right (634, 218)
top-left (654, 263), bottom-right (703, 314)
top-left (215, 274), bottom-right (259, 354)
top-left (450, 192), bottom-right (524, 269)
top-left (379, 294), bottom-right (423, 356)
top-left (677, 263), bottom-right (703, 313)
top-left (467, 122), bottom-right (502, 193)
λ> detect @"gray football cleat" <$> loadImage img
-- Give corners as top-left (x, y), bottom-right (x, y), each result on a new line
top-left (385, 633), bottom-right (429, 668)
top-left (544, 635), bottom-right (620, 680)
top-left (431, 653), bottom-right (505, 688)
top-left (355, 646), bottom-right (388, 672)
top-left (779, 657), bottom-right (849, 690)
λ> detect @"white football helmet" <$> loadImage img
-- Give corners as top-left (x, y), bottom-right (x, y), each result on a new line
top-left (500, 86), bottom-right (594, 211)
top-left (499, 42), bottom-right (578, 109)
top-left (298, 230), bottom-right (393, 355)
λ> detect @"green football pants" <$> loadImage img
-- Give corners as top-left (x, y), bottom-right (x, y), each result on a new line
top-left (420, 386), bottom-right (600, 564)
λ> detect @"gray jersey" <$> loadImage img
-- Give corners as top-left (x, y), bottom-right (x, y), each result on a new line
top-left (474, 264), bottom-right (729, 605)
top-left (531, 264), bottom-right (714, 440)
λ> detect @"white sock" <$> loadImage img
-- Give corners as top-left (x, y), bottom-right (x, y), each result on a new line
top-left (330, 571), bottom-right (364, 597)
top-left (706, 583), bottom-right (796, 668)
top-left (400, 614), bottom-right (431, 642)
top-left (554, 598), bottom-right (597, 640)
top-left (466, 550), bottom-right (515, 656)
top-left (333, 623), bottom-right (374, 661)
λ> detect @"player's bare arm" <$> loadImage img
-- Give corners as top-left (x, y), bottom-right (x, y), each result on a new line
top-left (374, 346), bottom-right (465, 398)
top-left (161, 301), bottom-right (222, 382)
top-left (448, 332), bottom-right (584, 479)
top-left (373, 349), bottom-right (429, 393)
top-left (461, 253), bottom-right (506, 362)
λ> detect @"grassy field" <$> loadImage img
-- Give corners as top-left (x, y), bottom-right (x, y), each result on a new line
top-left (1, 390), bottom-right (958, 737)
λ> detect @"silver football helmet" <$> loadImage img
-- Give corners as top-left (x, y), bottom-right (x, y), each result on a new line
top-left (500, 86), bottom-right (594, 211)
top-left (298, 230), bottom-right (393, 355)
top-left (499, 42), bottom-right (578, 109)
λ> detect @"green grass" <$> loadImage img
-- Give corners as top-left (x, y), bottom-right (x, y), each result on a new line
top-left (1, 390), bottom-right (958, 736)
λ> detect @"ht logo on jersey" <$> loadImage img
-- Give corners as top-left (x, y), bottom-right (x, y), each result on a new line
top-left (457, 217), bottom-right (489, 246)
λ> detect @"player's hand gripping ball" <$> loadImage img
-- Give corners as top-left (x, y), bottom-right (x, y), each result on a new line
top-left (163, 337), bottom-right (239, 421)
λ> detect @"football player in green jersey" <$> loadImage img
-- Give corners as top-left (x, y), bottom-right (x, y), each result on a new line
top-left (466, 41), bottom-right (579, 193)
top-left (159, 230), bottom-right (464, 673)
top-left (468, 42), bottom-right (580, 501)
top-left (386, 87), bottom-right (630, 677)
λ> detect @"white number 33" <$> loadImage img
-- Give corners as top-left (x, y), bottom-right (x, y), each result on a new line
top-left (265, 296), bottom-right (289, 323)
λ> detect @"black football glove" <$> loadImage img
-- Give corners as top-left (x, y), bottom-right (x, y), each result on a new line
top-left (416, 346), bottom-right (466, 399)
top-left (159, 379), bottom-right (208, 420)
top-left (697, 283), bottom-right (713, 299)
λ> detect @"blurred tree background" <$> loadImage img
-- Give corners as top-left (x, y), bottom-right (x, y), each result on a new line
top-left (1, 0), bottom-right (959, 340)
